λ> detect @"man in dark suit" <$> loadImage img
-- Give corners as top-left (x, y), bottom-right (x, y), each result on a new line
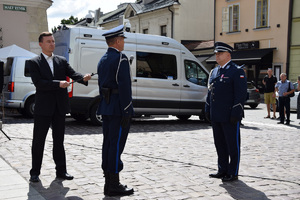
top-left (27, 32), bottom-right (91, 182)
top-left (205, 42), bottom-right (247, 182)
top-left (97, 25), bottom-right (134, 196)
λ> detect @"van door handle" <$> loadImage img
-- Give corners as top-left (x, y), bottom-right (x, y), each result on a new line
top-left (133, 79), bottom-right (137, 82)
top-left (183, 85), bottom-right (190, 88)
top-left (172, 83), bottom-right (179, 86)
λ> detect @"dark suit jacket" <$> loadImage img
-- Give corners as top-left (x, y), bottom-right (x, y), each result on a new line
top-left (27, 54), bottom-right (87, 116)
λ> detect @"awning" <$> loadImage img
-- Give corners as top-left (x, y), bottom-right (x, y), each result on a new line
top-left (196, 55), bottom-right (211, 63)
top-left (206, 48), bottom-right (276, 64)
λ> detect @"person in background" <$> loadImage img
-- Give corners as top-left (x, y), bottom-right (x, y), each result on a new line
top-left (27, 32), bottom-right (91, 183)
top-left (275, 73), bottom-right (295, 125)
top-left (205, 42), bottom-right (247, 182)
top-left (97, 25), bottom-right (134, 197)
top-left (262, 68), bottom-right (277, 119)
top-left (297, 76), bottom-right (300, 124)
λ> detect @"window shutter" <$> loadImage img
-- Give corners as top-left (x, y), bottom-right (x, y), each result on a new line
top-left (222, 7), bottom-right (229, 33)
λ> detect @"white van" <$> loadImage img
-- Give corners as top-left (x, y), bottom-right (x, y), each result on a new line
top-left (53, 26), bottom-right (209, 125)
top-left (2, 56), bottom-right (36, 117)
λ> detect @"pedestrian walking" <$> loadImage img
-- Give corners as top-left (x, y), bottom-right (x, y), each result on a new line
top-left (262, 68), bottom-right (277, 119)
top-left (275, 73), bottom-right (295, 125)
top-left (97, 25), bottom-right (134, 196)
top-left (205, 42), bottom-right (247, 182)
top-left (27, 32), bottom-right (91, 182)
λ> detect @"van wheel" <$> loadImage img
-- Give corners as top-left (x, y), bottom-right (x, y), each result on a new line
top-left (24, 97), bottom-right (35, 118)
top-left (71, 113), bottom-right (88, 122)
top-left (90, 103), bottom-right (102, 126)
top-left (176, 115), bottom-right (191, 121)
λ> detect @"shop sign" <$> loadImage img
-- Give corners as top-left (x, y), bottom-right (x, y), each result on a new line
top-left (3, 4), bottom-right (27, 12)
top-left (234, 41), bottom-right (259, 50)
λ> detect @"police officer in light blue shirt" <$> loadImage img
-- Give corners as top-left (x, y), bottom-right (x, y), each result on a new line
top-left (275, 73), bottom-right (295, 125)
top-left (205, 42), bottom-right (247, 182)
top-left (97, 25), bottom-right (134, 197)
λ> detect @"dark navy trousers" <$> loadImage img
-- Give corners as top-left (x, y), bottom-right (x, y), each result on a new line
top-left (211, 121), bottom-right (241, 176)
top-left (279, 97), bottom-right (290, 123)
top-left (101, 115), bottom-right (130, 173)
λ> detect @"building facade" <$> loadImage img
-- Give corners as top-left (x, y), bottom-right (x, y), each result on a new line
top-left (209, 0), bottom-right (294, 84)
top-left (97, 0), bottom-right (214, 46)
top-left (289, 0), bottom-right (300, 82)
top-left (0, 0), bottom-right (52, 54)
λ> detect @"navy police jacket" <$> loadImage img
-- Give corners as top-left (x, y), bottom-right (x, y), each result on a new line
top-left (97, 47), bottom-right (134, 116)
top-left (205, 61), bottom-right (247, 122)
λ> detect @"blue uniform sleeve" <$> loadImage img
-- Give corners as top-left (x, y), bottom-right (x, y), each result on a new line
top-left (231, 68), bottom-right (247, 120)
top-left (117, 54), bottom-right (133, 116)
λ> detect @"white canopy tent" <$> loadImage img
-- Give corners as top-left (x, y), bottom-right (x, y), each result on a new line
top-left (0, 44), bottom-right (37, 61)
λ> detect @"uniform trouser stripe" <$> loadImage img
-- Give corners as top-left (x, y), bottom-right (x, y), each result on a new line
top-left (235, 122), bottom-right (240, 176)
top-left (115, 127), bottom-right (122, 173)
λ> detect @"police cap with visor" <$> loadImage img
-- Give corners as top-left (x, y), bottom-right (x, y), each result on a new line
top-left (214, 42), bottom-right (233, 53)
top-left (102, 25), bottom-right (127, 39)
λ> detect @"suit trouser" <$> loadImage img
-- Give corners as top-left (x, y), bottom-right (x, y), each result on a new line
top-left (101, 115), bottom-right (130, 174)
top-left (279, 97), bottom-right (290, 123)
top-left (30, 110), bottom-right (66, 176)
top-left (211, 121), bottom-right (241, 176)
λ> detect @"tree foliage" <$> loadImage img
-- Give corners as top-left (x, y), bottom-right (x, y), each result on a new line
top-left (51, 15), bottom-right (83, 33)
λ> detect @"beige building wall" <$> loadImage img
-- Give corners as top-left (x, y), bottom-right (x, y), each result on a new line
top-left (215, 0), bottom-right (290, 75)
top-left (289, 0), bottom-right (300, 82)
top-left (173, 0), bottom-right (214, 42)
top-left (0, 0), bottom-right (52, 54)
top-left (100, 0), bottom-right (214, 43)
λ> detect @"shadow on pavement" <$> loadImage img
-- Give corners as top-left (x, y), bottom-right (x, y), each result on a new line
top-left (64, 118), bottom-right (211, 135)
top-left (220, 180), bottom-right (271, 200)
top-left (29, 179), bottom-right (83, 200)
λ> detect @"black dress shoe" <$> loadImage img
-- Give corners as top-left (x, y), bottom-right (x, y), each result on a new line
top-left (56, 172), bottom-right (74, 180)
top-left (209, 172), bottom-right (226, 178)
top-left (285, 121), bottom-right (290, 125)
top-left (222, 175), bottom-right (238, 182)
top-left (29, 175), bottom-right (40, 182)
top-left (277, 122), bottom-right (284, 124)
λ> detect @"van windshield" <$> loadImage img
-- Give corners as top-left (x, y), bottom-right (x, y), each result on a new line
top-left (184, 60), bottom-right (208, 86)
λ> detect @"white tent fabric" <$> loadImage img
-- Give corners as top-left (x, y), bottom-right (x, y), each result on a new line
top-left (0, 44), bottom-right (37, 61)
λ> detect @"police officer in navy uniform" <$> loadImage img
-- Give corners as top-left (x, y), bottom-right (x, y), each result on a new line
top-left (205, 42), bottom-right (247, 182)
top-left (97, 25), bottom-right (134, 196)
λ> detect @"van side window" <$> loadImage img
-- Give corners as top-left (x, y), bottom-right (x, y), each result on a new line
top-left (184, 60), bottom-right (208, 86)
top-left (136, 52), bottom-right (177, 80)
top-left (24, 62), bottom-right (31, 77)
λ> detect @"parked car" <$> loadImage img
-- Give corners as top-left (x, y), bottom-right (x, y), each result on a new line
top-left (245, 81), bottom-right (261, 109)
top-left (271, 82), bottom-right (298, 112)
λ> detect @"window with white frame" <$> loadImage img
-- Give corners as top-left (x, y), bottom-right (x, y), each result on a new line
top-left (222, 4), bottom-right (240, 33)
top-left (229, 4), bottom-right (239, 32)
top-left (256, 0), bottom-right (268, 28)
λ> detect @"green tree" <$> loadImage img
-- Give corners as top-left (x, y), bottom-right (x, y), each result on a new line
top-left (51, 15), bottom-right (84, 33)
top-left (61, 15), bottom-right (79, 25)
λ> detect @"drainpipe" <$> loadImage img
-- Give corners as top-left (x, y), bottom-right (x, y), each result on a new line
top-left (286, 0), bottom-right (293, 79)
top-left (168, 6), bottom-right (174, 38)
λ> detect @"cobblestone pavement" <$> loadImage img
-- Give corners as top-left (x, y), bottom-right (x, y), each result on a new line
top-left (0, 104), bottom-right (299, 200)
